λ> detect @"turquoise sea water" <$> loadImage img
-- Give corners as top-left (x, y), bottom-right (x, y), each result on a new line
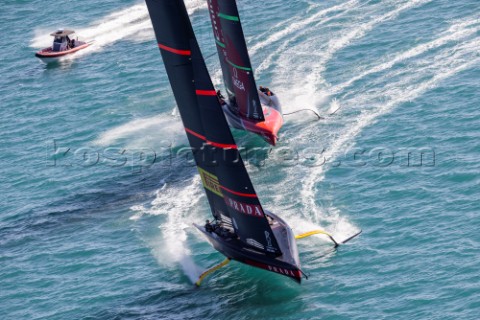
top-left (1, 0), bottom-right (479, 318)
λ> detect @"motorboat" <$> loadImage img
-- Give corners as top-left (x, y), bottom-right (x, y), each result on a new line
top-left (35, 29), bottom-right (90, 63)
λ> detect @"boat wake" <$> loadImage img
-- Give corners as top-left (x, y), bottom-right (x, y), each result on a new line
top-left (299, 28), bottom-right (478, 233)
top-left (30, 1), bottom-right (207, 60)
top-left (329, 17), bottom-right (480, 95)
top-left (94, 114), bottom-right (185, 149)
top-left (250, 0), bottom-right (360, 57)
top-left (123, 0), bottom-right (479, 274)
top-left (298, 21), bottom-right (480, 215)
top-left (251, 1), bottom-right (479, 241)
top-left (130, 177), bottom-right (205, 284)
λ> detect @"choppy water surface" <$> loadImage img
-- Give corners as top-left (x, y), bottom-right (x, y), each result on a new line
top-left (1, 0), bottom-right (479, 319)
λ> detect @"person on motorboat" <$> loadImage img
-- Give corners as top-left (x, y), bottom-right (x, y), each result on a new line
top-left (35, 29), bottom-right (91, 63)
top-left (49, 30), bottom-right (78, 52)
top-left (259, 86), bottom-right (273, 96)
top-left (65, 35), bottom-right (76, 49)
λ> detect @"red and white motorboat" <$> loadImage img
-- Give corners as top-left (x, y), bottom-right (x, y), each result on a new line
top-left (35, 29), bottom-right (91, 63)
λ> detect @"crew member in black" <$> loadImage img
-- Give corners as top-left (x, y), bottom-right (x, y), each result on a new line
top-left (205, 220), bottom-right (214, 232)
top-left (66, 36), bottom-right (72, 49)
top-left (259, 86), bottom-right (273, 96)
top-left (217, 90), bottom-right (226, 105)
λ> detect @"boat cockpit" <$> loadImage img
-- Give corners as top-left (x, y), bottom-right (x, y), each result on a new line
top-left (50, 30), bottom-right (76, 52)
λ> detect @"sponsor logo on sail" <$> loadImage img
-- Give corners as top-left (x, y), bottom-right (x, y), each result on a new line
top-left (231, 67), bottom-right (245, 91)
top-left (198, 167), bottom-right (223, 197)
top-left (264, 231), bottom-right (276, 253)
top-left (224, 196), bottom-right (263, 217)
top-left (233, 78), bottom-right (245, 91)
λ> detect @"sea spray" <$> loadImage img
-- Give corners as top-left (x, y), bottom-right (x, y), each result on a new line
top-left (131, 177), bottom-right (205, 283)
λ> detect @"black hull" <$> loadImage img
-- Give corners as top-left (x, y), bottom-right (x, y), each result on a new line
top-left (195, 211), bottom-right (302, 283)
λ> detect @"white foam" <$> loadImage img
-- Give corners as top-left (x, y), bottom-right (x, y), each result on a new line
top-left (261, 0), bottom-right (476, 239)
top-left (254, 0), bottom-right (362, 75)
top-left (328, 98), bottom-right (341, 115)
top-left (330, 17), bottom-right (480, 95)
top-left (260, 0), bottom-right (432, 113)
top-left (185, 0), bottom-right (208, 15)
top-left (131, 177), bottom-right (205, 283)
top-left (94, 114), bottom-right (185, 149)
top-left (250, 0), bottom-right (360, 56)
top-left (271, 0), bottom-right (435, 118)
top-left (301, 39), bottom-right (480, 220)
top-left (312, 0), bottom-right (433, 88)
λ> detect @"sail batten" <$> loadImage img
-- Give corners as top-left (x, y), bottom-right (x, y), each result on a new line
top-left (158, 44), bottom-right (191, 56)
top-left (184, 127), bottom-right (238, 150)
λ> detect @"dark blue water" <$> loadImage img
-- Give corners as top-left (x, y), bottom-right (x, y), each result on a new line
top-left (1, 0), bottom-right (479, 319)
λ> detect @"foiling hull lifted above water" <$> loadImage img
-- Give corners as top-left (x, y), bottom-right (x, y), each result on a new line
top-left (145, 0), bottom-right (360, 285)
top-left (194, 210), bottom-right (302, 282)
top-left (207, 0), bottom-right (284, 145)
top-left (222, 92), bottom-right (283, 145)
top-left (146, 0), bottom-right (301, 283)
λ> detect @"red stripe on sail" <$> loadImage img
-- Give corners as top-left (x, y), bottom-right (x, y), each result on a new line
top-left (220, 186), bottom-right (257, 198)
top-left (158, 44), bottom-right (191, 56)
top-left (207, 141), bottom-right (237, 149)
top-left (185, 127), bottom-right (206, 140)
top-left (185, 128), bottom-right (237, 149)
top-left (196, 90), bottom-right (217, 96)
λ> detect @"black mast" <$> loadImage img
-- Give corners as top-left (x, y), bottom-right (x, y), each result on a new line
top-left (207, 0), bottom-right (265, 121)
top-left (145, 0), bottom-right (281, 256)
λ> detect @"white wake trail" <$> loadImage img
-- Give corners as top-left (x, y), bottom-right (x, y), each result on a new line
top-left (307, 0), bottom-right (433, 90)
top-left (30, 4), bottom-right (151, 54)
top-left (250, 0), bottom-right (359, 56)
top-left (94, 114), bottom-right (185, 149)
top-left (301, 38), bottom-right (480, 221)
top-left (30, 1), bottom-right (207, 59)
top-left (269, 0), bottom-right (432, 113)
top-left (253, 0), bottom-right (370, 77)
top-left (330, 17), bottom-right (480, 95)
top-left (131, 177), bottom-right (205, 284)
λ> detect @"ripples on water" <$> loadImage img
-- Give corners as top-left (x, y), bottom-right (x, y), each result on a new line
top-left (1, 0), bottom-right (479, 319)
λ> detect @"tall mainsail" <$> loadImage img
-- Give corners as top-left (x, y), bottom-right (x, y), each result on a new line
top-left (207, 0), bottom-right (265, 121)
top-left (146, 0), bottom-right (281, 256)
